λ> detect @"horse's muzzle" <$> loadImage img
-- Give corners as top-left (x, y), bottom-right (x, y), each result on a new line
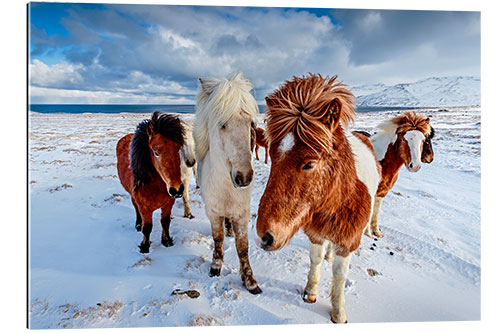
top-left (260, 231), bottom-right (275, 251)
top-left (232, 170), bottom-right (253, 188)
top-left (169, 184), bottom-right (184, 198)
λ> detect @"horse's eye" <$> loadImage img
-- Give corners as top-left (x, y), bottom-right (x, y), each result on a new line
top-left (302, 161), bottom-right (317, 171)
top-left (152, 149), bottom-right (160, 157)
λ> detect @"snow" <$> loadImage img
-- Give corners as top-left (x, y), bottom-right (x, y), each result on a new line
top-left (28, 106), bottom-right (480, 328)
top-left (354, 76), bottom-right (480, 107)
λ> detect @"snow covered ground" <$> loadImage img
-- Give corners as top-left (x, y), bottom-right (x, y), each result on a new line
top-left (28, 106), bottom-right (480, 328)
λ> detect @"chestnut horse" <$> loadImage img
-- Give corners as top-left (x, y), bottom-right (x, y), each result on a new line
top-left (363, 112), bottom-right (434, 237)
top-left (256, 74), bottom-right (380, 323)
top-left (116, 111), bottom-right (185, 253)
top-left (254, 127), bottom-right (269, 164)
top-left (193, 72), bottom-right (261, 294)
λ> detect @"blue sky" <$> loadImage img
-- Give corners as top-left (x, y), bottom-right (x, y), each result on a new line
top-left (28, 2), bottom-right (480, 104)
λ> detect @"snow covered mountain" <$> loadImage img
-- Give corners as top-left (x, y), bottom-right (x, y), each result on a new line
top-left (353, 76), bottom-right (480, 107)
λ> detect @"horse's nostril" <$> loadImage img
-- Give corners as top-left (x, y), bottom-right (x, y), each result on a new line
top-left (262, 231), bottom-right (274, 250)
top-left (409, 162), bottom-right (413, 169)
top-left (169, 185), bottom-right (184, 198)
top-left (234, 172), bottom-right (244, 186)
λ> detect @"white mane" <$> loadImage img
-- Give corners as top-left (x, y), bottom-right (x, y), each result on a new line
top-left (370, 118), bottom-right (399, 160)
top-left (193, 72), bottom-right (258, 162)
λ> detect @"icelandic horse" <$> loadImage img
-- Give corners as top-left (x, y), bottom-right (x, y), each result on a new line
top-left (362, 111), bottom-right (434, 237)
top-left (193, 72), bottom-right (262, 294)
top-left (116, 111), bottom-right (185, 253)
top-left (256, 74), bottom-right (380, 323)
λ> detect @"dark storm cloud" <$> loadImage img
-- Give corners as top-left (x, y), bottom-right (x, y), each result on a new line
top-left (331, 9), bottom-right (480, 66)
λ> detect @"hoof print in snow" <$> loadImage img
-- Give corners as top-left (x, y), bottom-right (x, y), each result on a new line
top-left (369, 246), bottom-right (375, 251)
top-left (367, 268), bottom-right (381, 277)
top-left (248, 286), bottom-right (262, 295)
top-left (209, 267), bottom-right (221, 277)
top-left (389, 251), bottom-right (394, 256)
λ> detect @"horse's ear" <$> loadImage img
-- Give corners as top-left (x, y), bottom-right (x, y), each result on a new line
top-left (425, 117), bottom-right (431, 123)
top-left (199, 77), bottom-right (216, 94)
top-left (326, 98), bottom-right (342, 131)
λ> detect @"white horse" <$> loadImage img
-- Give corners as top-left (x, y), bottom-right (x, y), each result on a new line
top-left (179, 119), bottom-right (197, 219)
top-left (193, 72), bottom-right (261, 294)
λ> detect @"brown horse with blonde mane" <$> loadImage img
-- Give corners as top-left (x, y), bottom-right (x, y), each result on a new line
top-left (256, 74), bottom-right (380, 323)
top-left (253, 127), bottom-right (269, 163)
top-left (361, 111), bottom-right (434, 237)
top-left (116, 111), bottom-right (185, 253)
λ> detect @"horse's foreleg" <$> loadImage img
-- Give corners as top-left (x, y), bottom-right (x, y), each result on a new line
top-left (132, 200), bottom-right (142, 232)
top-left (193, 163), bottom-right (199, 189)
top-left (255, 146), bottom-right (260, 160)
top-left (232, 218), bottom-right (261, 294)
top-left (182, 171), bottom-right (194, 219)
top-left (264, 146), bottom-right (269, 164)
top-left (330, 253), bottom-right (352, 324)
top-left (324, 241), bottom-right (334, 262)
top-left (303, 241), bottom-right (326, 303)
top-left (370, 196), bottom-right (384, 237)
top-left (224, 217), bottom-right (234, 237)
top-left (138, 209), bottom-right (153, 253)
top-left (161, 200), bottom-right (175, 247)
top-left (209, 216), bottom-right (225, 277)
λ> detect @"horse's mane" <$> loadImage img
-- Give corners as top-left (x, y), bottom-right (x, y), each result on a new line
top-left (265, 74), bottom-right (356, 154)
top-left (194, 72), bottom-right (258, 162)
top-left (376, 111), bottom-right (431, 137)
top-left (130, 111), bottom-right (185, 187)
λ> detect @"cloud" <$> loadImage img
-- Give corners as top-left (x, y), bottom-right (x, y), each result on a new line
top-left (29, 4), bottom-right (480, 103)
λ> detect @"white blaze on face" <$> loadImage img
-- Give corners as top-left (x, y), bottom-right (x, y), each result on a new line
top-left (278, 132), bottom-right (295, 154)
top-left (404, 130), bottom-right (426, 172)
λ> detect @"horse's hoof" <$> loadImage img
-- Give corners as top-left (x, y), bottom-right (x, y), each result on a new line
top-left (248, 286), bottom-right (262, 295)
top-left (138, 243), bottom-right (150, 254)
top-left (373, 231), bottom-right (383, 238)
top-left (330, 312), bottom-right (347, 324)
top-left (324, 255), bottom-right (333, 263)
top-left (209, 267), bottom-right (221, 277)
top-left (184, 213), bottom-right (195, 219)
top-left (302, 292), bottom-right (317, 303)
top-left (135, 224), bottom-right (142, 232)
top-left (161, 238), bottom-right (174, 247)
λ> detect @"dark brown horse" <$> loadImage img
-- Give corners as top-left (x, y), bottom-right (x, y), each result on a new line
top-left (256, 74), bottom-right (380, 323)
top-left (116, 111), bottom-right (185, 253)
top-left (360, 112), bottom-right (434, 237)
top-left (254, 127), bottom-right (269, 164)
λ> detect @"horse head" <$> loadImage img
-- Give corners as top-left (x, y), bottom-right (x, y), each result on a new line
top-left (393, 112), bottom-right (432, 172)
top-left (195, 72), bottom-right (258, 189)
top-left (256, 74), bottom-right (356, 251)
top-left (131, 111), bottom-right (185, 198)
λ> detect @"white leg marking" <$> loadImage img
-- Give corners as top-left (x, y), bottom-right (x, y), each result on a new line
top-left (370, 196), bottom-right (384, 237)
top-left (303, 241), bottom-right (327, 303)
top-left (330, 253), bottom-right (351, 324)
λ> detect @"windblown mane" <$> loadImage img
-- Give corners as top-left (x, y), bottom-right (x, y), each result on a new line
top-left (194, 72), bottom-right (258, 162)
top-left (265, 74), bottom-right (356, 154)
top-left (130, 111), bottom-right (185, 187)
top-left (376, 111), bottom-right (431, 137)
